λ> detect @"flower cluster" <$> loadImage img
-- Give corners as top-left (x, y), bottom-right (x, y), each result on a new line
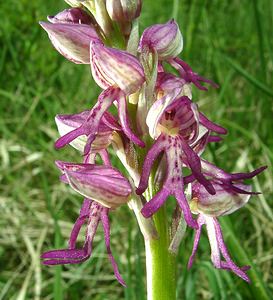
top-left (40, 0), bottom-right (265, 285)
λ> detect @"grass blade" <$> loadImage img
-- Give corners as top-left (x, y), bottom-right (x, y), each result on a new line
top-left (221, 55), bottom-right (273, 97)
top-left (252, 0), bottom-right (267, 82)
top-left (220, 217), bottom-right (271, 300)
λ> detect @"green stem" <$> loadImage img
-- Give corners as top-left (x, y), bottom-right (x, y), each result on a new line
top-left (144, 177), bottom-right (177, 300)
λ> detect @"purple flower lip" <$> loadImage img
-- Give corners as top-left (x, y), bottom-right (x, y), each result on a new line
top-left (169, 58), bottom-right (219, 91)
top-left (188, 215), bottom-right (251, 283)
top-left (136, 134), bottom-right (212, 229)
top-left (41, 200), bottom-right (126, 286)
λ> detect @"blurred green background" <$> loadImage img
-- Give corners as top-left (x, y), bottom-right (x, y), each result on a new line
top-left (0, 0), bottom-right (272, 299)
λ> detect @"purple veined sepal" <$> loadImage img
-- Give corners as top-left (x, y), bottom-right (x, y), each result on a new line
top-left (187, 214), bottom-right (251, 282)
top-left (136, 133), bottom-right (216, 229)
top-left (186, 161), bottom-right (266, 219)
top-left (146, 88), bottom-right (183, 139)
top-left (55, 87), bottom-right (145, 155)
top-left (168, 57), bottom-right (219, 91)
top-left (41, 200), bottom-right (126, 286)
top-left (190, 180), bottom-right (254, 218)
top-left (90, 41), bottom-right (145, 95)
top-left (55, 160), bottom-right (132, 208)
top-left (139, 20), bottom-right (183, 60)
top-left (39, 17), bottom-right (102, 64)
top-left (146, 95), bottom-right (199, 140)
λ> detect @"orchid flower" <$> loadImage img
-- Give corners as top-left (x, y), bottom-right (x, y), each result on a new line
top-left (54, 42), bottom-right (145, 155)
top-left (139, 20), bottom-right (218, 90)
top-left (41, 158), bottom-right (132, 285)
top-left (136, 96), bottom-right (228, 228)
top-left (186, 163), bottom-right (266, 281)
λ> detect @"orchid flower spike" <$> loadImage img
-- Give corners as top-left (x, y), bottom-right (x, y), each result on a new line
top-left (40, 2), bottom-right (267, 288)
top-left (41, 199), bottom-right (126, 286)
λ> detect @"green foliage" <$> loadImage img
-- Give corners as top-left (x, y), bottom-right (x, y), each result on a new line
top-left (0, 0), bottom-right (272, 299)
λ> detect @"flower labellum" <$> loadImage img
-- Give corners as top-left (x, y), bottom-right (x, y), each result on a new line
top-left (139, 20), bottom-right (183, 60)
top-left (188, 214), bottom-right (251, 282)
top-left (41, 199), bottom-right (126, 286)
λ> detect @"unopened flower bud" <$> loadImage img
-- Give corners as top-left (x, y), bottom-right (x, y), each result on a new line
top-left (139, 20), bottom-right (183, 60)
top-left (90, 42), bottom-right (144, 94)
top-left (47, 8), bottom-right (93, 25)
top-left (106, 0), bottom-right (142, 22)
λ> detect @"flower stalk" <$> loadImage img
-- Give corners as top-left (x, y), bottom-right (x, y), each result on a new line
top-left (145, 205), bottom-right (177, 300)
